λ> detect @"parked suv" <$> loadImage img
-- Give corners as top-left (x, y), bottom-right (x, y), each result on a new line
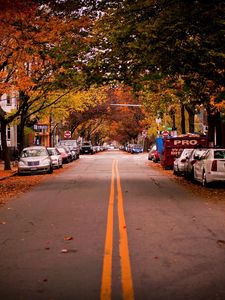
top-left (80, 141), bottom-right (93, 154)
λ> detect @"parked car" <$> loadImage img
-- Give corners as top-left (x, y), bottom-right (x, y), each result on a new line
top-left (47, 147), bottom-right (63, 169)
top-left (80, 141), bottom-right (93, 154)
top-left (184, 148), bottom-right (209, 180)
top-left (130, 144), bottom-right (143, 154)
top-left (126, 144), bottom-right (134, 153)
top-left (57, 140), bottom-right (80, 159)
top-left (148, 144), bottom-right (160, 162)
top-left (56, 146), bottom-right (72, 163)
top-left (173, 148), bottom-right (193, 176)
top-left (18, 146), bottom-right (53, 175)
top-left (193, 148), bottom-right (225, 186)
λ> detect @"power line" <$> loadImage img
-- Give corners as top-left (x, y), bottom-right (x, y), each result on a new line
top-left (110, 104), bottom-right (142, 107)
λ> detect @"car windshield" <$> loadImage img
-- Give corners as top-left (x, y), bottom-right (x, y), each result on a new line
top-left (21, 148), bottom-right (47, 157)
top-left (179, 149), bottom-right (193, 158)
top-left (214, 150), bottom-right (225, 159)
top-left (57, 147), bottom-right (66, 153)
top-left (48, 149), bottom-right (57, 155)
top-left (193, 149), bottom-right (207, 159)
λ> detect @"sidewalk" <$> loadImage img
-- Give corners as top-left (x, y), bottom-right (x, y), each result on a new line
top-left (0, 160), bottom-right (17, 180)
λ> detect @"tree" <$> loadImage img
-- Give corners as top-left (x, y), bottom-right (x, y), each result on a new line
top-left (0, 0), bottom-right (92, 169)
top-left (90, 0), bottom-right (225, 143)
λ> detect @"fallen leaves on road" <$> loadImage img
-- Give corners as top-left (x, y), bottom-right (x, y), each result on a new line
top-left (64, 236), bottom-right (73, 241)
top-left (217, 240), bottom-right (225, 248)
top-left (147, 161), bottom-right (225, 203)
top-left (0, 164), bottom-right (71, 206)
top-left (0, 174), bottom-right (45, 206)
top-left (61, 249), bottom-right (69, 253)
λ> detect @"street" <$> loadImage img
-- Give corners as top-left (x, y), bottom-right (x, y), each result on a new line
top-left (1, 150), bottom-right (225, 300)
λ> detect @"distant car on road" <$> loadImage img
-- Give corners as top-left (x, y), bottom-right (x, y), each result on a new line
top-left (47, 147), bottom-right (63, 169)
top-left (18, 146), bottom-right (53, 175)
top-left (80, 141), bottom-right (93, 154)
top-left (130, 144), bottom-right (143, 154)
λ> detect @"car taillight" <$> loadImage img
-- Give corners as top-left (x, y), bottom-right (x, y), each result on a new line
top-left (211, 160), bottom-right (217, 171)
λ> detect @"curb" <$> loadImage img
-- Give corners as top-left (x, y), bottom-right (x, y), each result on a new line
top-left (0, 171), bottom-right (17, 181)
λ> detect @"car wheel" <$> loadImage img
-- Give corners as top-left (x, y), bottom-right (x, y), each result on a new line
top-left (190, 168), bottom-right (194, 181)
top-left (202, 171), bottom-right (208, 187)
top-left (18, 170), bottom-right (23, 176)
top-left (48, 165), bottom-right (53, 174)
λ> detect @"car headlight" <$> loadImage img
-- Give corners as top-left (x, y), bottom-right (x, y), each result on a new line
top-left (18, 160), bottom-right (26, 166)
top-left (42, 158), bottom-right (51, 165)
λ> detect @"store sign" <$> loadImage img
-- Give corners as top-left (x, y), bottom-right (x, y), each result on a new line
top-left (174, 139), bottom-right (198, 146)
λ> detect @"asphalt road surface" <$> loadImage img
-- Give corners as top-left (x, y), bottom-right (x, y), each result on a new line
top-left (1, 150), bottom-right (225, 300)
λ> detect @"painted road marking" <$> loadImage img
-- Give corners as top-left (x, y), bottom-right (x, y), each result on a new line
top-left (116, 160), bottom-right (135, 300)
top-left (100, 160), bottom-right (115, 300)
top-left (101, 160), bottom-right (135, 300)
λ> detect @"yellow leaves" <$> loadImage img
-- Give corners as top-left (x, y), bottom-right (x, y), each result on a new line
top-left (209, 85), bottom-right (225, 111)
top-left (211, 97), bottom-right (225, 111)
top-left (68, 87), bottom-right (108, 111)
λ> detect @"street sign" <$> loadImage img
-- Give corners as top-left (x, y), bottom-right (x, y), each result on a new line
top-left (64, 130), bottom-right (71, 139)
top-left (162, 130), bottom-right (169, 137)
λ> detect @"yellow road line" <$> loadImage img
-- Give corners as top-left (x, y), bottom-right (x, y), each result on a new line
top-left (101, 159), bottom-right (135, 300)
top-left (100, 160), bottom-right (115, 300)
top-left (116, 160), bottom-right (135, 300)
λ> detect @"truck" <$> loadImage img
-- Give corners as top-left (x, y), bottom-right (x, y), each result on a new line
top-left (156, 135), bottom-right (208, 169)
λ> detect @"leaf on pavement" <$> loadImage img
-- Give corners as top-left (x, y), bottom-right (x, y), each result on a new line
top-left (61, 249), bottom-right (69, 253)
top-left (64, 236), bottom-right (73, 241)
top-left (217, 240), bottom-right (225, 248)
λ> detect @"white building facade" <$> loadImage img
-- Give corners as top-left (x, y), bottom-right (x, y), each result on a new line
top-left (0, 93), bottom-right (18, 148)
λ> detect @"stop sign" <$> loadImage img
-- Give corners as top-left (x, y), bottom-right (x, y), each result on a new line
top-left (162, 130), bottom-right (169, 137)
top-left (64, 131), bottom-right (71, 139)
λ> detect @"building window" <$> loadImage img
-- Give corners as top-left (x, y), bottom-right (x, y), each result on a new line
top-left (7, 126), bottom-right (11, 140)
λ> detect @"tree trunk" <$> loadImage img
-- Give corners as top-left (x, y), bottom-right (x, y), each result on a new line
top-left (0, 121), bottom-right (11, 170)
top-left (180, 103), bottom-right (186, 134)
top-left (207, 106), bottom-right (216, 147)
top-left (185, 105), bottom-right (195, 133)
top-left (18, 117), bottom-right (26, 153)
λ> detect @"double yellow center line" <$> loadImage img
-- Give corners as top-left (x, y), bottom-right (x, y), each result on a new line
top-left (100, 159), bottom-right (135, 300)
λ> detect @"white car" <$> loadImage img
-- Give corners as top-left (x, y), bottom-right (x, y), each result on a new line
top-left (18, 146), bottom-right (53, 175)
top-left (173, 148), bottom-right (193, 176)
top-left (193, 148), bottom-right (225, 186)
top-left (47, 147), bottom-right (63, 168)
top-left (183, 148), bottom-right (209, 180)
